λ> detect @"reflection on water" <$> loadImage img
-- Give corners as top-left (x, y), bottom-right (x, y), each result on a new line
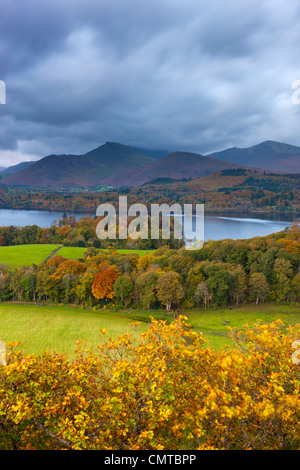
top-left (204, 215), bottom-right (295, 241)
top-left (0, 209), bottom-right (93, 229)
top-left (0, 208), bottom-right (298, 241)
top-left (173, 210), bottom-right (298, 241)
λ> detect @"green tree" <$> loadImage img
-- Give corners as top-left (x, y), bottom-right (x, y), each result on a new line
top-left (113, 275), bottom-right (134, 307)
top-left (249, 272), bottom-right (269, 304)
top-left (229, 265), bottom-right (248, 306)
top-left (204, 264), bottom-right (233, 307)
top-left (194, 281), bottom-right (212, 309)
top-left (292, 272), bottom-right (300, 301)
top-left (135, 271), bottom-right (158, 309)
top-left (273, 258), bottom-right (293, 302)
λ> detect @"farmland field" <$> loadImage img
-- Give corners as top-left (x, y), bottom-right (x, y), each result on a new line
top-left (0, 302), bottom-right (299, 356)
top-left (56, 246), bottom-right (87, 260)
top-left (54, 247), bottom-right (156, 260)
top-left (110, 249), bottom-right (156, 256)
top-left (0, 303), bottom-right (148, 356)
top-left (0, 244), bottom-right (62, 269)
top-left (0, 244), bottom-right (156, 269)
top-left (186, 303), bottom-right (300, 348)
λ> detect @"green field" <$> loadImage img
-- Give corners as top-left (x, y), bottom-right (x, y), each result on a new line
top-left (58, 248), bottom-right (156, 259)
top-left (110, 249), bottom-right (156, 256)
top-left (186, 304), bottom-right (300, 348)
top-left (0, 244), bottom-right (62, 269)
top-left (0, 303), bottom-right (299, 356)
top-left (0, 303), bottom-right (148, 356)
top-left (56, 246), bottom-right (87, 260)
top-left (0, 244), bottom-right (156, 269)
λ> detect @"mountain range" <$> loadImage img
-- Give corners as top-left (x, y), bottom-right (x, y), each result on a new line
top-left (206, 140), bottom-right (300, 174)
top-left (0, 140), bottom-right (299, 189)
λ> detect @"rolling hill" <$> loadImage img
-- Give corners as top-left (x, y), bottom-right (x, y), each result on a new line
top-left (0, 161), bottom-right (35, 179)
top-left (206, 140), bottom-right (300, 174)
top-left (100, 151), bottom-right (242, 187)
top-left (2, 139), bottom-right (299, 190)
top-left (2, 142), bottom-right (243, 189)
top-left (2, 142), bottom-right (156, 188)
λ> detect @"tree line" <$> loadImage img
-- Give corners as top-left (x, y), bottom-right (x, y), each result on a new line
top-left (0, 215), bottom-right (183, 250)
top-left (0, 224), bottom-right (299, 310)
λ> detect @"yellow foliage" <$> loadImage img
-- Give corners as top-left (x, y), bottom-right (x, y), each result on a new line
top-left (0, 317), bottom-right (300, 450)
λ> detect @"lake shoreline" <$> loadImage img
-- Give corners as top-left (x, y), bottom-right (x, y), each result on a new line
top-left (0, 204), bottom-right (299, 218)
top-left (0, 207), bottom-right (297, 240)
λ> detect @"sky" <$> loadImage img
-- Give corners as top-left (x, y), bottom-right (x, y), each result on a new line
top-left (1, 0), bottom-right (300, 167)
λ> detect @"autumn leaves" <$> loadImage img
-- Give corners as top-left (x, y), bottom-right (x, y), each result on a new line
top-left (1, 316), bottom-right (300, 450)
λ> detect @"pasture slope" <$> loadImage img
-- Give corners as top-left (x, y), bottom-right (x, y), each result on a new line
top-left (0, 302), bottom-right (299, 356)
top-left (0, 244), bottom-right (155, 269)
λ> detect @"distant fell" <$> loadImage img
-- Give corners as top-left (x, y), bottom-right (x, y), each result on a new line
top-left (101, 151), bottom-right (242, 187)
top-left (2, 142), bottom-right (155, 188)
top-left (127, 146), bottom-right (169, 159)
top-left (207, 140), bottom-right (300, 173)
top-left (2, 143), bottom-right (241, 189)
top-left (0, 161), bottom-right (35, 177)
top-left (2, 139), bottom-right (298, 190)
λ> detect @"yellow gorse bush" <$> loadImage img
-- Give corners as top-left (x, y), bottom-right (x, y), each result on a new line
top-left (0, 316), bottom-right (300, 450)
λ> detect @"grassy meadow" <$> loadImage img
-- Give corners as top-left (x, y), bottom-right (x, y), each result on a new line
top-left (0, 302), bottom-right (299, 356)
top-left (0, 243), bottom-right (299, 358)
top-left (0, 244), bottom-right (156, 269)
top-left (56, 247), bottom-right (156, 260)
top-left (0, 303), bottom-right (148, 357)
top-left (0, 244), bottom-right (62, 269)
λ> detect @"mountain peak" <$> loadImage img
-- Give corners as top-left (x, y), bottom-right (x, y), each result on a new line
top-left (2, 139), bottom-right (299, 189)
top-left (207, 140), bottom-right (300, 173)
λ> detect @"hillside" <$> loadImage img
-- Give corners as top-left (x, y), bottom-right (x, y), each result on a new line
top-left (0, 161), bottom-right (35, 179)
top-left (129, 168), bottom-right (300, 212)
top-left (207, 140), bottom-right (300, 174)
top-left (2, 143), bottom-right (243, 189)
top-left (0, 169), bottom-right (299, 213)
top-left (2, 142), bottom-right (156, 188)
top-left (2, 139), bottom-right (299, 190)
top-left (133, 168), bottom-right (300, 195)
top-left (127, 146), bottom-right (169, 159)
top-left (100, 151), bottom-right (242, 187)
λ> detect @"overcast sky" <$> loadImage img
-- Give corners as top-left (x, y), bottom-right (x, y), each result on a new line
top-left (1, 0), bottom-right (300, 167)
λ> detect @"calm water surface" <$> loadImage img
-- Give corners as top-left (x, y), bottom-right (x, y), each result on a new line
top-left (0, 208), bottom-right (298, 241)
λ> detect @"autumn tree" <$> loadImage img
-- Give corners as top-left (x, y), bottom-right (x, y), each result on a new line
top-left (91, 264), bottom-right (120, 301)
top-left (0, 264), bottom-right (12, 301)
top-left (76, 270), bottom-right (97, 305)
top-left (156, 271), bottom-right (184, 311)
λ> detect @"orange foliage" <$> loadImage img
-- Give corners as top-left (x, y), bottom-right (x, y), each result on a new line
top-left (91, 264), bottom-right (120, 300)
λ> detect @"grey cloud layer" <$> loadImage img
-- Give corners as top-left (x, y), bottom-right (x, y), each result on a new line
top-left (1, 0), bottom-right (300, 166)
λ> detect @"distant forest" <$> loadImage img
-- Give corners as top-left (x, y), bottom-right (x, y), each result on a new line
top-left (0, 170), bottom-right (299, 214)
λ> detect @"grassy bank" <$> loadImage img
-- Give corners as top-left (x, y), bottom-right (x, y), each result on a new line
top-left (0, 302), bottom-right (299, 356)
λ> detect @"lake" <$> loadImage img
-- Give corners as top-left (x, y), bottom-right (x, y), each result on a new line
top-left (0, 208), bottom-right (298, 241)
top-left (203, 213), bottom-right (298, 241)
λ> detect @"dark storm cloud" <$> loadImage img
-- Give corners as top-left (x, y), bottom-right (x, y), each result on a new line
top-left (1, 0), bottom-right (300, 166)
